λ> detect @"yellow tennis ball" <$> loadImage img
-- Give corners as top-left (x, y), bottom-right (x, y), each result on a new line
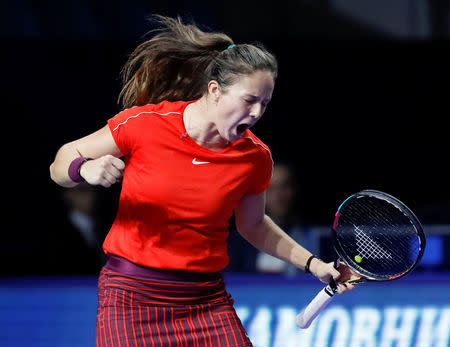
top-left (355, 255), bottom-right (362, 263)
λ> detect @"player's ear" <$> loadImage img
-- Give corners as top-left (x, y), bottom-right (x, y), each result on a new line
top-left (207, 80), bottom-right (221, 101)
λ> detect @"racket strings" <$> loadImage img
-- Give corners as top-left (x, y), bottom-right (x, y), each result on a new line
top-left (354, 225), bottom-right (393, 260)
top-left (336, 196), bottom-right (422, 278)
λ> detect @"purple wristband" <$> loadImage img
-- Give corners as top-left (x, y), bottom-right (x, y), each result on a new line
top-left (68, 157), bottom-right (91, 183)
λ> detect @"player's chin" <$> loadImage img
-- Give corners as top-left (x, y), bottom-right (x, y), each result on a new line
top-left (228, 130), bottom-right (243, 142)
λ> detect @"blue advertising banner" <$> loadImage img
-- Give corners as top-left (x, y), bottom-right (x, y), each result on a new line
top-left (226, 273), bottom-right (450, 347)
top-left (1, 273), bottom-right (449, 347)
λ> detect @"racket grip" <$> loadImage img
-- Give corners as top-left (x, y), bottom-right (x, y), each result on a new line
top-left (296, 284), bottom-right (336, 329)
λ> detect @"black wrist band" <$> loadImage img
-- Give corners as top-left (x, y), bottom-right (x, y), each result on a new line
top-left (305, 255), bottom-right (316, 274)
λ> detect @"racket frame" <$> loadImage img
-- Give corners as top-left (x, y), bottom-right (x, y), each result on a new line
top-left (332, 189), bottom-right (426, 282)
top-left (296, 189), bottom-right (426, 329)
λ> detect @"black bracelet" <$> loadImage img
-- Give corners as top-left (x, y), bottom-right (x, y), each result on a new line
top-left (305, 255), bottom-right (317, 274)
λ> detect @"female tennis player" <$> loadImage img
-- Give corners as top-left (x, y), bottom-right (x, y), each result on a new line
top-left (49, 15), bottom-right (355, 347)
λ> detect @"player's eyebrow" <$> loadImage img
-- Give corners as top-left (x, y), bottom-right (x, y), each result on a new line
top-left (245, 94), bottom-right (272, 102)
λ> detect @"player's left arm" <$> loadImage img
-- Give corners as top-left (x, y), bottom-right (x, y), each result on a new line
top-left (234, 192), bottom-right (355, 292)
top-left (234, 192), bottom-right (331, 278)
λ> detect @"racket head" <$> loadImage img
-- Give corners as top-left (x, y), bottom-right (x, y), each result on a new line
top-left (332, 190), bottom-right (426, 282)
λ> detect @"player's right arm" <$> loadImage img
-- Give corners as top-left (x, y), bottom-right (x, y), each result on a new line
top-left (49, 125), bottom-right (125, 188)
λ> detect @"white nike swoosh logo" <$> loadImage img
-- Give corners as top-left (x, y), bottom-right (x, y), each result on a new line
top-left (192, 158), bottom-right (211, 165)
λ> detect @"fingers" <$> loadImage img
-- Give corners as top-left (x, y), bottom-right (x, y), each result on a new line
top-left (337, 263), bottom-right (361, 283)
top-left (327, 262), bottom-right (341, 282)
top-left (110, 156), bottom-right (125, 171)
top-left (336, 263), bottom-right (361, 294)
top-left (336, 281), bottom-right (358, 294)
top-left (314, 261), bottom-right (342, 284)
top-left (80, 155), bottom-right (125, 187)
top-left (316, 262), bottom-right (359, 295)
top-left (331, 266), bottom-right (341, 282)
top-left (102, 170), bottom-right (120, 187)
top-left (99, 156), bottom-right (124, 187)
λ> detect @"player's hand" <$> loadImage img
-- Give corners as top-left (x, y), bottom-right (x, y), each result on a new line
top-left (79, 155), bottom-right (125, 188)
top-left (335, 263), bottom-right (359, 294)
top-left (311, 259), bottom-right (357, 294)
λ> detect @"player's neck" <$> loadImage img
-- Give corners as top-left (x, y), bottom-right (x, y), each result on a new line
top-left (183, 98), bottom-right (229, 151)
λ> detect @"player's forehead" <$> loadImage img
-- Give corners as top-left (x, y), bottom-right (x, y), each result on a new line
top-left (226, 70), bottom-right (274, 98)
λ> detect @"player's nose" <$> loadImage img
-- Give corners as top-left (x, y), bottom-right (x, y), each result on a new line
top-left (250, 103), bottom-right (263, 119)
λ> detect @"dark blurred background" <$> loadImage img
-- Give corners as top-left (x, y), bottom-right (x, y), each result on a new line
top-left (1, 0), bottom-right (449, 276)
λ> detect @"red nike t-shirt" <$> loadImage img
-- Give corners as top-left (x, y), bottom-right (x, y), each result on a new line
top-left (104, 100), bottom-right (273, 272)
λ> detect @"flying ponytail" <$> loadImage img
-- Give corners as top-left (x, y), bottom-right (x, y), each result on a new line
top-left (118, 15), bottom-right (277, 109)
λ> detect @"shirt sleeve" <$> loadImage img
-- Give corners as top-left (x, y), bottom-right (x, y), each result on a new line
top-left (247, 146), bottom-right (273, 194)
top-left (107, 107), bottom-right (140, 156)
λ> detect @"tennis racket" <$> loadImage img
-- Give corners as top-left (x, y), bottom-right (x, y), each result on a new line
top-left (296, 189), bottom-right (426, 329)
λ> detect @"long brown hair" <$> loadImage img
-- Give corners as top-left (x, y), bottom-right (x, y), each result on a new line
top-left (119, 15), bottom-right (278, 109)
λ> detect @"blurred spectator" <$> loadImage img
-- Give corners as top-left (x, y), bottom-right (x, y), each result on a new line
top-left (256, 162), bottom-right (317, 276)
top-left (43, 183), bottom-right (114, 275)
top-left (226, 162), bottom-right (320, 275)
top-left (225, 215), bottom-right (259, 273)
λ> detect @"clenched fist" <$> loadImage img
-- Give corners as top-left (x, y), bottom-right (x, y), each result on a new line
top-left (79, 155), bottom-right (125, 188)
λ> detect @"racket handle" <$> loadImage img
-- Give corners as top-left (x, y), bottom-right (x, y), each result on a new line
top-left (296, 283), bottom-right (337, 329)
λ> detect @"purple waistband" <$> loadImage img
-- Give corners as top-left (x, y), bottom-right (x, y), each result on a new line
top-left (104, 254), bottom-right (222, 283)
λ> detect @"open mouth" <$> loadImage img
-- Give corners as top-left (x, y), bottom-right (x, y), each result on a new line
top-left (236, 123), bottom-right (249, 133)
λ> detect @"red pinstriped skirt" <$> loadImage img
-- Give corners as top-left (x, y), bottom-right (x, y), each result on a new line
top-left (95, 255), bottom-right (252, 347)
